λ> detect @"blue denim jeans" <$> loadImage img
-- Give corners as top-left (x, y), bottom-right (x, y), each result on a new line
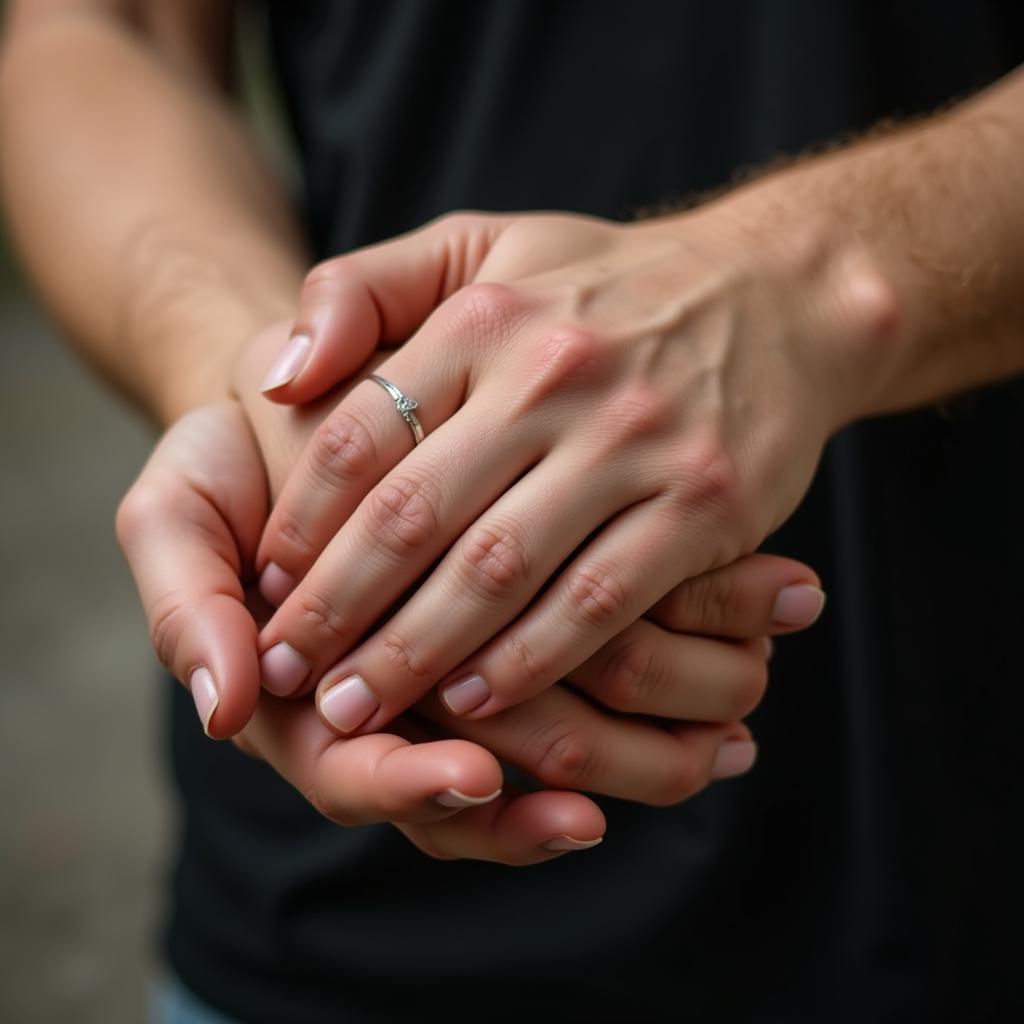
top-left (151, 975), bottom-right (239, 1024)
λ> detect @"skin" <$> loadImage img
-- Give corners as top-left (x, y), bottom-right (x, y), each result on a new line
top-left (4, 2), bottom-right (1021, 857)
top-left (250, 73), bottom-right (1024, 740)
top-left (0, 0), bottom-right (824, 863)
top-left (117, 380), bottom-right (821, 861)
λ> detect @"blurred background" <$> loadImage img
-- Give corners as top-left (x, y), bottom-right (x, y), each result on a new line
top-left (0, 221), bottom-right (169, 1022)
top-left (0, 7), bottom-right (289, 1020)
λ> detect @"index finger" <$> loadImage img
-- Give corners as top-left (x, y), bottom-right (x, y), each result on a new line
top-left (116, 404), bottom-right (267, 738)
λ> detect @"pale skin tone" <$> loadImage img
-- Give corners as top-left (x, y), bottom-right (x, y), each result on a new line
top-left (0, 0), bottom-right (824, 862)
top-left (119, 380), bottom-right (821, 860)
top-left (3, 2), bottom-right (1023, 856)
top-left (254, 77), bottom-right (1024, 740)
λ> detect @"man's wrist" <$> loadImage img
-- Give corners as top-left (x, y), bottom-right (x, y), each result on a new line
top-left (721, 165), bottom-right (903, 428)
top-left (695, 84), bottom-right (1024, 425)
top-left (639, 182), bottom-right (898, 434)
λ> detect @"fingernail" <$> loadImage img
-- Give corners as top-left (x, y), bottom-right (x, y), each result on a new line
top-left (259, 641), bottom-right (309, 697)
top-left (190, 667), bottom-right (219, 737)
top-left (259, 562), bottom-right (297, 607)
top-left (440, 674), bottom-right (491, 715)
top-left (260, 332), bottom-right (313, 392)
top-left (542, 835), bottom-right (604, 852)
top-left (712, 740), bottom-right (758, 780)
top-left (434, 787), bottom-right (502, 809)
top-left (320, 674), bottom-right (379, 733)
top-left (772, 585), bottom-right (826, 627)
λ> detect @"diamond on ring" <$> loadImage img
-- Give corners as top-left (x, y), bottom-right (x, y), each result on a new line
top-left (369, 374), bottom-right (425, 446)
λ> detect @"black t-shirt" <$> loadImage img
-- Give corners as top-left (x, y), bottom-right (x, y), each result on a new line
top-left (166, 3), bottom-right (1024, 1020)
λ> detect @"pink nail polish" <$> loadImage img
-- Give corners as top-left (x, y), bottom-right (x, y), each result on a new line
top-left (542, 835), bottom-right (604, 852)
top-left (190, 667), bottom-right (219, 737)
top-left (434, 787), bottom-right (502, 809)
top-left (320, 674), bottom-right (379, 733)
top-left (440, 674), bottom-right (491, 715)
top-left (772, 585), bottom-right (826, 627)
top-left (259, 642), bottom-right (310, 697)
top-left (711, 740), bottom-right (758, 780)
top-left (260, 333), bottom-right (313, 392)
top-left (259, 562), bottom-right (297, 607)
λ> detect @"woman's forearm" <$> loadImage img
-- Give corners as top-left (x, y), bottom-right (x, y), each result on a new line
top-left (0, 0), bottom-right (305, 423)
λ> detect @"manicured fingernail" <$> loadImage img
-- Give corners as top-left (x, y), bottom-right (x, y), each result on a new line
top-left (762, 636), bottom-right (774, 661)
top-left (259, 562), bottom-right (296, 607)
top-left (320, 674), bottom-right (379, 733)
top-left (434, 787), bottom-right (502, 809)
top-left (712, 740), bottom-right (758, 780)
top-left (259, 641), bottom-right (309, 697)
top-left (260, 332), bottom-right (313, 392)
top-left (542, 835), bottom-right (604, 852)
top-left (190, 667), bottom-right (219, 737)
top-left (772, 584), bottom-right (826, 627)
top-left (440, 674), bottom-right (491, 715)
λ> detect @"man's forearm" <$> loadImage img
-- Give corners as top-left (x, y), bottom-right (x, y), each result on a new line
top-left (0, 1), bottom-right (305, 424)
top-left (694, 67), bottom-right (1024, 423)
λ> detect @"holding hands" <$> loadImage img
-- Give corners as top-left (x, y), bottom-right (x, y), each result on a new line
top-left (117, 202), bottom-right (844, 862)
top-left (253, 210), bottom-right (840, 733)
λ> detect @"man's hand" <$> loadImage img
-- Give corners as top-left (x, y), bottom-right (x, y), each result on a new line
top-left (251, 70), bottom-right (1024, 739)
top-left (249, 209), bottom-right (836, 738)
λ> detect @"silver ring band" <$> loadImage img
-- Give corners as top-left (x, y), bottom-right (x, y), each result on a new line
top-left (369, 374), bottom-right (425, 446)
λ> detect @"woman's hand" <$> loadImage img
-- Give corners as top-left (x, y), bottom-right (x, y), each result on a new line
top-left (115, 399), bottom-right (607, 863)
top-left (117, 376), bottom-right (823, 861)
top-left (252, 209), bottom-right (848, 735)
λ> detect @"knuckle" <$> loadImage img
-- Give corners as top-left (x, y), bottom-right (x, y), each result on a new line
top-left (115, 478), bottom-right (178, 551)
top-left (566, 563), bottom-right (629, 628)
top-left (447, 282), bottom-right (522, 342)
top-left (527, 720), bottom-right (601, 791)
top-left (516, 327), bottom-right (604, 412)
top-left (114, 488), bottom-right (146, 549)
top-left (603, 384), bottom-right (671, 445)
top-left (600, 641), bottom-right (658, 711)
top-left (500, 633), bottom-right (548, 691)
top-left (309, 411), bottom-right (377, 489)
top-left (302, 257), bottom-right (347, 294)
top-left (147, 593), bottom-right (189, 675)
top-left (294, 587), bottom-right (351, 647)
top-left (674, 436), bottom-right (744, 519)
top-left (672, 569), bottom-right (746, 635)
top-left (273, 507), bottom-right (318, 564)
top-left (726, 657), bottom-right (769, 719)
top-left (364, 474), bottom-right (441, 558)
top-left (648, 757), bottom-right (704, 807)
top-left (377, 629), bottom-right (432, 684)
top-left (434, 209), bottom-right (487, 233)
top-left (458, 521), bottom-right (530, 601)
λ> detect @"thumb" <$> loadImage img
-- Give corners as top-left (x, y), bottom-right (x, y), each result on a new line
top-left (260, 212), bottom-right (512, 404)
